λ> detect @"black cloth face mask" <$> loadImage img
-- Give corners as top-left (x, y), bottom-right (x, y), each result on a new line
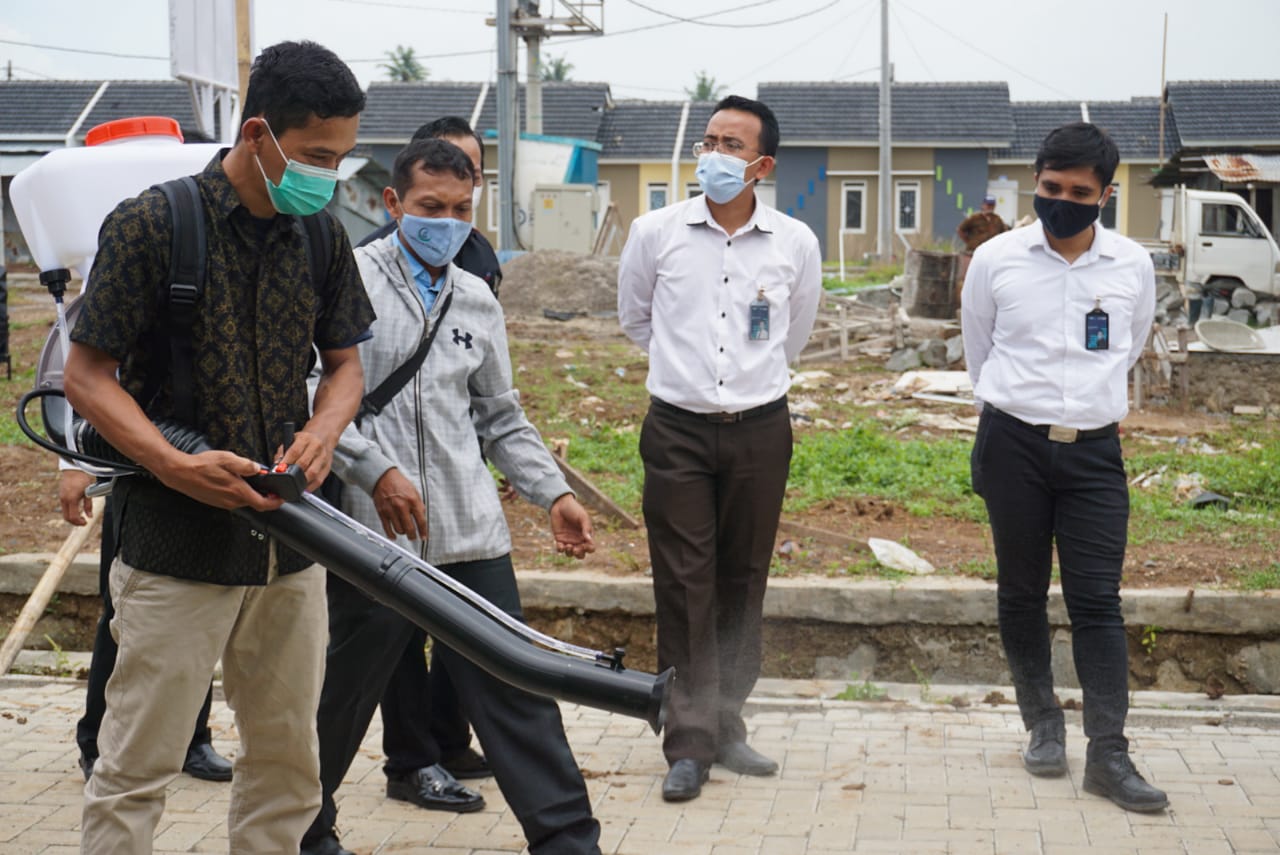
top-left (1033, 194), bottom-right (1101, 239)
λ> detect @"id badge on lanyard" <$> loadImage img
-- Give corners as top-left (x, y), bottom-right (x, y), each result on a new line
top-left (1085, 297), bottom-right (1109, 351)
top-left (749, 287), bottom-right (770, 341)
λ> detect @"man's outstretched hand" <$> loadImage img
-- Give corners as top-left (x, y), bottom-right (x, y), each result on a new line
top-left (549, 494), bottom-right (595, 560)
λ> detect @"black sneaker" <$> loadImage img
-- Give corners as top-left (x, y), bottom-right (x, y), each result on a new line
top-left (1022, 718), bottom-right (1067, 777)
top-left (1083, 752), bottom-right (1169, 813)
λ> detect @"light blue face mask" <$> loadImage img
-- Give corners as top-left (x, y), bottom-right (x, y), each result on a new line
top-left (399, 213), bottom-right (472, 268)
top-left (696, 150), bottom-right (764, 205)
top-left (253, 122), bottom-right (339, 216)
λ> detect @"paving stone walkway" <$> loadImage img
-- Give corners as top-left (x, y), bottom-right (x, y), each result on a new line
top-left (3, 672), bottom-right (1280, 854)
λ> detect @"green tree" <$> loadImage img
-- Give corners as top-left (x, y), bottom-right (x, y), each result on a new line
top-left (380, 45), bottom-right (427, 82)
top-left (685, 70), bottom-right (725, 102)
top-left (539, 54), bottom-right (574, 82)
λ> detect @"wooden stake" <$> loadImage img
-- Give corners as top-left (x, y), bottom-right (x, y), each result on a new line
top-left (0, 495), bottom-right (104, 674)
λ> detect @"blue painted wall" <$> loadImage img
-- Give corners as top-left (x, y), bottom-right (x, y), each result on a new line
top-left (932, 149), bottom-right (990, 241)
top-left (775, 147), bottom-right (829, 257)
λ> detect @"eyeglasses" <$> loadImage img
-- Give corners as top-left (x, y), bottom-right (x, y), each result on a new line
top-left (692, 138), bottom-right (756, 157)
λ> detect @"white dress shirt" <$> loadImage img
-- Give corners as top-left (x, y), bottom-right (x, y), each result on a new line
top-left (961, 221), bottom-right (1157, 429)
top-left (617, 194), bottom-right (822, 413)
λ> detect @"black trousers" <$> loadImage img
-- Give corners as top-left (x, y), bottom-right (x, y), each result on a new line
top-left (305, 555), bottom-right (600, 854)
top-left (639, 401), bottom-right (792, 767)
top-left (75, 498), bottom-right (213, 761)
top-left (378, 627), bottom-right (471, 776)
top-left (971, 407), bottom-right (1130, 760)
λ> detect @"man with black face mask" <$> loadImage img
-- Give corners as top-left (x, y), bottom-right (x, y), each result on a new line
top-left (960, 123), bottom-right (1164, 813)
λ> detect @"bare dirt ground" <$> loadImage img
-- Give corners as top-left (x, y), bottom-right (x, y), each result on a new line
top-left (1, 272), bottom-right (1272, 594)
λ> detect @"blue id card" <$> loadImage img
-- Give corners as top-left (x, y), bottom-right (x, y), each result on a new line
top-left (1085, 306), bottom-right (1109, 351)
top-left (749, 291), bottom-right (770, 341)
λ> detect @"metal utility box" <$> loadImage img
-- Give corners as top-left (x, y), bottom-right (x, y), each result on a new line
top-left (532, 184), bottom-right (597, 253)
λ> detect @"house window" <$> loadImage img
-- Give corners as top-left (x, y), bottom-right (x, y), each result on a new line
top-left (686, 182), bottom-right (703, 200)
top-left (896, 182), bottom-right (920, 233)
top-left (486, 180), bottom-right (500, 232)
top-left (842, 181), bottom-right (866, 232)
top-left (647, 183), bottom-right (669, 211)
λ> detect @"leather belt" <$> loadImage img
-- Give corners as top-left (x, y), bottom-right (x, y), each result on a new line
top-left (987, 407), bottom-right (1117, 443)
top-left (651, 395), bottom-right (788, 424)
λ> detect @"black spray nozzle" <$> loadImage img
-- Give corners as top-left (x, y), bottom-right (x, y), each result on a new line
top-left (38, 268), bottom-right (73, 302)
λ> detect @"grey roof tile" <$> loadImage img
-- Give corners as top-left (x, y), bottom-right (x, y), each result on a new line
top-left (992, 102), bottom-right (1083, 159)
top-left (1087, 98), bottom-right (1179, 161)
top-left (0, 80), bottom-right (205, 141)
top-left (993, 100), bottom-right (1180, 162)
top-left (77, 81), bottom-right (201, 141)
top-left (1166, 80), bottom-right (1280, 146)
top-left (361, 81), bottom-right (611, 143)
top-left (597, 100), bottom-right (716, 160)
top-left (756, 81), bottom-right (1013, 144)
top-left (0, 81), bottom-right (107, 136)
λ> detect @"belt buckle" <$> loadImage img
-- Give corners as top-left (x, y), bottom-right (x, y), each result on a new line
top-left (1047, 425), bottom-right (1078, 443)
top-left (709, 412), bottom-right (737, 424)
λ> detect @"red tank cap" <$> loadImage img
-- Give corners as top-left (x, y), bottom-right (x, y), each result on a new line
top-left (85, 116), bottom-right (184, 146)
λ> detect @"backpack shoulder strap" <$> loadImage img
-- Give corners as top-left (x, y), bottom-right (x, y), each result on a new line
top-left (298, 211), bottom-right (334, 299)
top-left (156, 176), bottom-right (205, 425)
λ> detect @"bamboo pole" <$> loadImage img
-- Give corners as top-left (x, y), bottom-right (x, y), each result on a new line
top-left (0, 495), bottom-right (104, 674)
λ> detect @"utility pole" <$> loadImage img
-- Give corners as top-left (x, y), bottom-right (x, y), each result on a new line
top-left (877, 0), bottom-right (892, 260)
top-left (520, 1), bottom-right (544, 134)
top-left (489, 2), bottom-right (604, 252)
top-left (236, 0), bottom-right (252, 106)
top-left (496, 0), bottom-right (519, 252)
top-left (1157, 12), bottom-right (1168, 169)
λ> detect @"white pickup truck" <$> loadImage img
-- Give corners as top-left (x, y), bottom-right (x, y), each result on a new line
top-left (1142, 187), bottom-right (1280, 308)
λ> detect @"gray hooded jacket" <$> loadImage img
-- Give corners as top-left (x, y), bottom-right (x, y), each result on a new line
top-left (331, 233), bottom-right (571, 565)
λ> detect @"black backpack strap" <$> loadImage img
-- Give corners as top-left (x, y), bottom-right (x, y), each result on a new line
top-left (156, 176), bottom-right (205, 425)
top-left (298, 212), bottom-right (334, 300)
top-left (355, 290), bottom-right (453, 427)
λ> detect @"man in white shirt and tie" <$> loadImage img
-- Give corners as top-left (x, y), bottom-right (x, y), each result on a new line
top-left (961, 122), bottom-right (1167, 813)
top-left (617, 95), bottom-right (821, 803)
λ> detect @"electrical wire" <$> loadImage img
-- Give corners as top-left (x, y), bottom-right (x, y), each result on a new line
top-left (558, 0), bottom-right (792, 43)
top-left (0, 37), bottom-right (166, 62)
top-left (322, 0), bottom-right (478, 11)
top-left (726, 0), bottom-right (874, 88)
top-left (827, 0), bottom-right (878, 80)
top-left (895, 1), bottom-right (1077, 100)
top-left (621, 0), bottom-right (841, 28)
top-left (890, 3), bottom-right (936, 82)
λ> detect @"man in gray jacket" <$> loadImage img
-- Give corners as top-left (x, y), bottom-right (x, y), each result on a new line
top-left (301, 138), bottom-right (600, 855)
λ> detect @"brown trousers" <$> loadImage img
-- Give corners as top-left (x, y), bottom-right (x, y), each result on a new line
top-left (639, 400), bottom-right (792, 766)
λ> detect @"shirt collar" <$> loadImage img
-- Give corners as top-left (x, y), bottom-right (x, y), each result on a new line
top-left (1028, 219), bottom-right (1119, 264)
top-left (202, 149), bottom-right (247, 222)
top-left (393, 231), bottom-right (444, 290)
top-left (684, 192), bottom-right (775, 236)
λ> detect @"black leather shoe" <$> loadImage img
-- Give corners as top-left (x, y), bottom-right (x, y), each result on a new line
top-left (715, 741), bottom-right (778, 776)
top-left (79, 754), bottom-right (95, 781)
top-left (1022, 719), bottom-right (1067, 777)
top-left (386, 764), bottom-right (485, 813)
top-left (300, 830), bottom-right (355, 855)
top-left (183, 743), bottom-right (233, 782)
top-left (661, 758), bottom-right (709, 802)
top-left (1083, 752), bottom-right (1169, 813)
top-left (441, 747), bottom-right (492, 780)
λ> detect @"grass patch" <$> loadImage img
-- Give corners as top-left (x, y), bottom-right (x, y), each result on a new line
top-left (1239, 564), bottom-right (1280, 591)
top-left (785, 420), bottom-right (983, 520)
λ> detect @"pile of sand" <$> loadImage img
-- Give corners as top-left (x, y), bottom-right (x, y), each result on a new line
top-left (498, 250), bottom-right (620, 317)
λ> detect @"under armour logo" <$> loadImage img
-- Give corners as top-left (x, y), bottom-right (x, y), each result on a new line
top-left (452, 328), bottom-right (473, 349)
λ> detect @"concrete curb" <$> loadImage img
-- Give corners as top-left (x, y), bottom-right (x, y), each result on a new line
top-left (4, 556), bottom-right (1280, 634)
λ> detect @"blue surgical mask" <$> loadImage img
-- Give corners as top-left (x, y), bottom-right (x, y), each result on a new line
top-left (399, 213), bottom-right (472, 268)
top-left (253, 122), bottom-right (339, 216)
top-left (696, 151), bottom-right (763, 205)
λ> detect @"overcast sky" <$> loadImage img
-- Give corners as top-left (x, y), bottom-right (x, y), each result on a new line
top-left (2, 0), bottom-right (1277, 104)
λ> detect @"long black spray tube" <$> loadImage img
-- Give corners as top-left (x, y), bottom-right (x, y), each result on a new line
top-left (69, 417), bottom-right (671, 733)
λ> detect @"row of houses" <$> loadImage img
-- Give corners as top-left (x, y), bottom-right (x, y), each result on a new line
top-left (3, 78), bottom-right (1278, 268)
